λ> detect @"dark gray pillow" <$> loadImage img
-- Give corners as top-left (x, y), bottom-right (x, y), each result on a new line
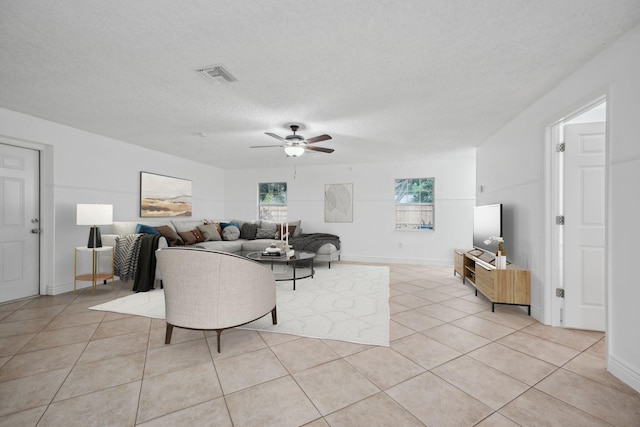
top-left (255, 227), bottom-right (277, 239)
top-left (240, 223), bottom-right (258, 240)
top-left (222, 225), bottom-right (240, 241)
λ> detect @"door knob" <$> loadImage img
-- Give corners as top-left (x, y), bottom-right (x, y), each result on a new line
top-left (31, 228), bottom-right (42, 234)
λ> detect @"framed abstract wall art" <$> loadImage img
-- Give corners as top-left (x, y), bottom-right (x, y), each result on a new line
top-left (324, 183), bottom-right (353, 223)
top-left (140, 172), bottom-right (192, 217)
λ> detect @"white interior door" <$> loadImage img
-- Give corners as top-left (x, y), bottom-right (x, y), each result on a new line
top-left (0, 143), bottom-right (40, 303)
top-left (563, 122), bottom-right (606, 331)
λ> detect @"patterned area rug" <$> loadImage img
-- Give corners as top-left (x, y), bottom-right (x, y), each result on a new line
top-left (89, 264), bottom-right (390, 346)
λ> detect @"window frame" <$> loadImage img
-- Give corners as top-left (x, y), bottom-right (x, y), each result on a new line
top-left (394, 177), bottom-right (435, 230)
top-left (258, 182), bottom-right (288, 222)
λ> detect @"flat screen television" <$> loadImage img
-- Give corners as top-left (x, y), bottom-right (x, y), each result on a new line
top-left (473, 204), bottom-right (503, 257)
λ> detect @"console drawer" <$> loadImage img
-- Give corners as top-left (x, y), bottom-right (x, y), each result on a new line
top-left (475, 264), bottom-right (494, 300)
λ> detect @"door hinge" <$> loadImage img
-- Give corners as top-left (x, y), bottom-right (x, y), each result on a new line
top-left (556, 142), bottom-right (565, 152)
top-left (556, 288), bottom-right (565, 298)
top-left (556, 215), bottom-right (565, 225)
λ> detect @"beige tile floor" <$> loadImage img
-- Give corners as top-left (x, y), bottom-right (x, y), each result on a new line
top-left (1, 263), bottom-right (639, 426)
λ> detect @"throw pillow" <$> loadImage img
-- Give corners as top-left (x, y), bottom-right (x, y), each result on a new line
top-left (191, 228), bottom-right (205, 242)
top-left (135, 224), bottom-right (160, 235)
top-left (255, 227), bottom-right (277, 239)
top-left (204, 221), bottom-right (223, 236)
top-left (288, 220), bottom-right (302, 236)
top-left (240, 223), bottom-right (258, 240)
top-left (155, 225), bottom-right (184, 246)
top-left (220, 221), bottom-right (240, 229)
top-left (276, 225), bottom-right (296, 240)
top-left (172, 220), bottom-right (206, 233)
top-left (222, 225), bottom-right (240, 241)
top-left (197, 223), bottom-right (222, 241)
top-left (259, 220), bottom-right (279, 234)
top-left (178, 229), bottom-right (205, 245)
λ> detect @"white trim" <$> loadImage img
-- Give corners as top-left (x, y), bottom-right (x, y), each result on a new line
top-left (608, 353), bottom-right (640, 393)
top-left (0, 134), bottom-right (54, 296)
top-left (544, 91), bottom-right (609, 329)
top-left (543, 124), bottom-right (558, 326)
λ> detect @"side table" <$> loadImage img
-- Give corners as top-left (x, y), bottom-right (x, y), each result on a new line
top-left (74, 246), bottom-right (114, 293)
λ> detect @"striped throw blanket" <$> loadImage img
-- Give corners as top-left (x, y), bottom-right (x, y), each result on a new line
top-left (114, 234), bottom-right (143, 282)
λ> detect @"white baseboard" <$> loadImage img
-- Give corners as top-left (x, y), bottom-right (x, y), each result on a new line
top-left (47, 282), bottom-right (81, 295)
top-left (47, 281), bottom-right (109, 295)
top-left (608, 353), bottom-right (640, 393)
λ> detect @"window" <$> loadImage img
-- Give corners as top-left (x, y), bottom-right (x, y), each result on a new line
top-left (395, 178), bottom-right (434, 229)
top-left (258, 182), bottom-right (287, 221)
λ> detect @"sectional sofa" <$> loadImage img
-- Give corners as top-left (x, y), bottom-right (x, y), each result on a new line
top-left (102, 218), bottom-right (341, 283)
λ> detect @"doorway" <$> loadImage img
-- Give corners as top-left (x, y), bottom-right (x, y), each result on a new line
top-left (0, 143), bottom-right (41, 303)
top-left (549, 98), bottom-right (607, 331)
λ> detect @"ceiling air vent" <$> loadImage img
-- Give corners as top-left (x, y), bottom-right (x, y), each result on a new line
top-left (197, 65), bottom-right (237, 85)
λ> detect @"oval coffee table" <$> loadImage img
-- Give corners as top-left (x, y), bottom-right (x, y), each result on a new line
top-left (246, 251), bottom-right (315, 290)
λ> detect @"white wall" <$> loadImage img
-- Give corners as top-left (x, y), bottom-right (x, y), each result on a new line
top-left (477, 23), bottom-right (640, 391)
top-left (0, 107), bottom-right (225, 294)
top-left (224, 150), bottom-right (476, 265)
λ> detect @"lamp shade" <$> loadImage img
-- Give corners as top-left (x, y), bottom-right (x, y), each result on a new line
top-left (76, 204), bottom-right (113, 225)
top-left (284, 145), bottom-right (305, 157)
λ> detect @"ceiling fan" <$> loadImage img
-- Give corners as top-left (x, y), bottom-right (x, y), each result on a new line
top-left (251, 125), bottom-right (333, 157)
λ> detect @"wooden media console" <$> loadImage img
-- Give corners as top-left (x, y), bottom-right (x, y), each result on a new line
top-left (454, 249), bottom-right (531, 315)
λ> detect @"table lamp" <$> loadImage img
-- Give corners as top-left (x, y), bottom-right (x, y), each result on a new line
top-left (77, 204), bottom-right (113, 248)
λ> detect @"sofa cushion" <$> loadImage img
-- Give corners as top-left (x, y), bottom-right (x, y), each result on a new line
top-left (222, 225), bottom-right (240, 241)
top-left (259, 220), bottom-right (279, 234)
top-left (260, 220), bottom-right (302, 237)
top-left (172, 220), bottom-right (205, 233)
top-left (198, 223), bottom-right (222, 241)
top-left (112, 220), bottom-right (174, 235)
top-left (135, 224), bottom-right (160, 235)
top-left (204, 221), bottom-right (223, 236)
top-left (240, 239), bottom-right (277, 252)
top-left (240, 223), bottom-right (258, 240)
top-left (195, 240), bottom-right (244, 253)
top-left (255, 227), bottom-right (277, 239)
top-left (155, 225), bottom-right (184, 246)
top-left (178, 229), bottom-right (205, 245)
top-left (232, 219), bottom-right (259, 229)
top-left (220, 221), bottom-right (240, 231)
top-left (288, 220), bottom-right (302, 236)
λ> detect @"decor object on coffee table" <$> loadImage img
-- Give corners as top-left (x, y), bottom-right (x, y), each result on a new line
top-left (155, 247), bottom-right (277, 352)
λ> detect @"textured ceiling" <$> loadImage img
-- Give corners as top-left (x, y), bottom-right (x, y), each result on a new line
top-left (1, 1), bottom-right (639, 169)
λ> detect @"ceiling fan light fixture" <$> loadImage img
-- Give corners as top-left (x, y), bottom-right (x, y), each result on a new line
top-left (284, 145), bottom-right (305, 157)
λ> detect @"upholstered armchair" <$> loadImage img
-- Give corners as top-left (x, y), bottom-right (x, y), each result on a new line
top-left (155, 247), bottom-right (277, 352)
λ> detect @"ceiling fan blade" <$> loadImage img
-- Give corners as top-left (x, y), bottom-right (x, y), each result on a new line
top-left (250, 144), bottom-right (284, 148)
top-left (306, 145), bottom-right (334, 153)
top-left (265, 132), bottom-right (287, 142)
top-left (304, 134), bottom-right (332, 144)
